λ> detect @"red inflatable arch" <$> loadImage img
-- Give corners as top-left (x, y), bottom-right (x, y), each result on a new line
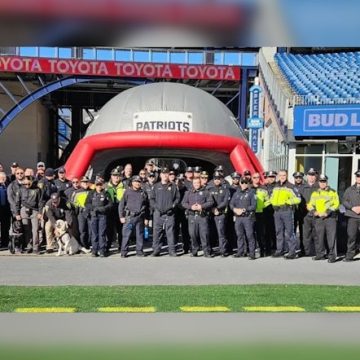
top-left (65, 131), bottom-right (263, 179)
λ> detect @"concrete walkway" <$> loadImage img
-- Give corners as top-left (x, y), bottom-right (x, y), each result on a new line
top-left (0, 251), bottom-right (359, 286)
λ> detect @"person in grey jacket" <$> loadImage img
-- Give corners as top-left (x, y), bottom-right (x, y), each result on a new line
top-left (342, 170), bottom-right (360, 261)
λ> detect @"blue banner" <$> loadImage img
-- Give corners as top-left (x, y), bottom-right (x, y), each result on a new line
top-left (294, 104), bottom-right (360, 136)
top-left (250, 129), bottom-right (259, 153)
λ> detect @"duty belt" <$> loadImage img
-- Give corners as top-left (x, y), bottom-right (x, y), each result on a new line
top-left (188, 210), bottom-right (208, 217)
top-left (235, 211), bottom-right (254, 217)
top-left (273, 205), bottom-right (292, 212)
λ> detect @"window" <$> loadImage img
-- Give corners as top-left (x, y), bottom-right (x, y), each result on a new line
top-left (151, 51), bottom-right (167, 63)
top-left (58, 48), bottom-right (73, 59)
top-left (133, 50), bottom-right (150, 62)
top-left (170, 51), bottom-right (186, 64)
top-left (39, 47), bottom-right (56, 58)
top-left (82, 48), bottom-right (96, 60)
top-left (188, 52), bottom-right (203, 64)
top-left (115, 49), bottom-right (131, 61)
top-left (96, 48), bottom-right (113, 61)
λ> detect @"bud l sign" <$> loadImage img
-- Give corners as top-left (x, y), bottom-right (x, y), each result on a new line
top-left (294, 105), bottom-right (360, 136)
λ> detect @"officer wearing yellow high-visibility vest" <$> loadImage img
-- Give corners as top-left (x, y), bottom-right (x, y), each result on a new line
top-left (270, 170), bottom-right (301, 259)
top-left (106, 167), bottom-right (126, 252)
top-left (71, 176), bottom-right (92, 249)
top-left (307, 174), bottom-right (339, 263)
top-left (251, 172), bottom-right (270, 257)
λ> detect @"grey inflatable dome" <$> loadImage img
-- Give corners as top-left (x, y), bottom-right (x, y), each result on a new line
top-left (85, 82), bottom-right (243, 138)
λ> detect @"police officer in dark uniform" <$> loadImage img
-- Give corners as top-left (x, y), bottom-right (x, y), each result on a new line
top-left (342, 170), bottom-right (360, 261)
top-left (243, 170), bottom-right (252, 184)
top-left (293, 171), bottom-right (306, 254)
top-left (64, 177), bottom-right (81, 201)
top-left (263, 170), bottom-right (277, 252)
top-left (298, 168), bottom-right (319, 257)
top-left (184, 167), bottom-right (194, 191)
top-left (150, 167), bottom-right (180, 256)
top-left (175, 174), bottom-right (191, 254)
top-left (229, 172), bottom-right (241, 197)
top-left (44, 192), bottom-right (74, 253)
top-left (38, 168), bottom-right (58, 202)
top-left (54, 167), bottom-right (71, 198)
top-left (230, 177), bottom-right (257, 259)
top-left (182, 177), bottom-right (214, 257)
top-left (85, 179), bottom-right (113, 257)
top-left (208, 171), bottom-right (230, 257)
top-left (193, 166), bottom-right (202, 179)
top-left (15, 176), bottom-right (44, 254)
top-left (119, 175), bottom-right (149, 257)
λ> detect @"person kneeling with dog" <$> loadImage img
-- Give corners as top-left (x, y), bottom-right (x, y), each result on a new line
top-left (44, 192), bottom-right (75, 253)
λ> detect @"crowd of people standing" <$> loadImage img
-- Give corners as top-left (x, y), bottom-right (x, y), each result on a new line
top-left (0, 159), bottom-right (359, 262)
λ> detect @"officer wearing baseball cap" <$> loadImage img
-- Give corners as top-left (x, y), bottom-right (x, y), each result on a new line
top-left (292, 172), bottom-right (305, 255)
top-left (38, 168), bottom-right (58, 202)
top-left (105, 167), bottom-right (126, 253)
top-left (71, 176), bottom-right (92, 249)
top-left (44, 191), bottom-right (74, 253)
top-left (263, 170), bottom-right (278, 252)
top-left (54, 167), bottom-right (71, 198)
top-left (342, 170), bottom-right (360, 261)
top-left (230, 172), bottom-right (241, 196)
top-left (85, 178), bottom-right (113, 257)
top-left (150, 167), bottom-right (180, 257)
top-left (307, 174), bottom-right (339, 263)
top-left (118, 175), bottom-right (149, 257)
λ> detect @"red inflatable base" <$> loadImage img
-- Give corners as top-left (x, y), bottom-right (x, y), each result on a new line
top-left (65, 131), bottom-right (263, 179)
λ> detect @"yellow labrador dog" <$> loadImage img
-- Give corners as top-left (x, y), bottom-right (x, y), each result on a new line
top-left (55, 220), bottom-right (91, 256)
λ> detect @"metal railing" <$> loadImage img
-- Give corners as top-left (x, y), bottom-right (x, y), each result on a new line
top-left (259, 48), bottom-right (292, 128)
top-left (293, 95), bottom-right (360, 106)
top-left (0, 47), bottom-right (258, 67)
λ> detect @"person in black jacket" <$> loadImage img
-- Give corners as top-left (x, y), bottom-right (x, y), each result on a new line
top-left (208, 171), bottom-right (230, 257)
top-left (150, 168), bottom-right (180, 257)
top-left (229, 177), bottom-right (257, 259)
top-left (54, 167), bottom-right (71, 198)
top-left (15, 176), bottom-right (43, 254)
top-left (44, 192), bottom-right (74, 253)
top-left (85, 179), bottom-right (113, 257)
top-left (342, 170), bottom-right (360, 261)
top-left (38, 168), bottom-right (58, 203)
top-left (181, 177), bottom-right (214, 257)
top-left (118, 176), bottom-right (149, 257)
top-left (0, 172), bottom-right (11, 248)
top-left (299, 168), bottom-right (319, 256)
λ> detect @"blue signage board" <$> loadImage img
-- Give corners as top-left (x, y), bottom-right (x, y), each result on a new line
top-left (249, 85), bottom-right (262, 118)
top-left (250, 129), bottom-right (259, 153)
top-left (247, 117), bottom-right (264, 129)
top-left (294, 104), bottom-right (360, 136)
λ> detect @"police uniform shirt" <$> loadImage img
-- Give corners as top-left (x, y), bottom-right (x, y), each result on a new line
top-left (118, 188), bottom-right (149, 218)
top-left (150, 182), bottom-right (180, 214)
top-left (85, 190), bottom-right (113, 215)
top-left (38, 178), bottom-right (58, 201)
top-left (181, 187), bottom-right (214, 211)
top-left (208, 184), bottom-right (230, 211)
top-left (229, 188), bottom-right (256, 213)
top-left (45, 198), bottom-right (73, 225)
top-left (54, 179), bottom-right (71, 197)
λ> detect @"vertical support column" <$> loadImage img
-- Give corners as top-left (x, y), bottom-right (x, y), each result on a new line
top-left (47, 108), bottom-right (58, 167)
top-left (239, 67), bottom-right (248, 129)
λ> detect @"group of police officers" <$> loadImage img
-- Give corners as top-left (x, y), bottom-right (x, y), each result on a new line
top-left (1, 160), bottom-right (360, 262)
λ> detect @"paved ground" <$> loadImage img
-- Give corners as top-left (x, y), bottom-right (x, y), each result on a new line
top-left (0, 248), bottom-right (359, 286)
top-left (1, 313), bottom-right (360, 344)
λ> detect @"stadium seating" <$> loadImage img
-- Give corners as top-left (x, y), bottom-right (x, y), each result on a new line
top-left (275, 52), bottom-right (360, 103)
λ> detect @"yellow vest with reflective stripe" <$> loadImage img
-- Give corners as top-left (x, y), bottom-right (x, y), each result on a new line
top-left (254, 187), bottom-right (270, 213)
top-left (270, 182), bottom-right (301, 207)
top-left (307, 187), bottom-right (340, 213)
top-left (72, 190), bottom-right (90, 208)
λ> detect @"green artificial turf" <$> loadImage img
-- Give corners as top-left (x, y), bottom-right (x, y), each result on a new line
top-left (0, 284), bottom-right (360, 312)
top-left (0, 344), bottom-right (359, 360)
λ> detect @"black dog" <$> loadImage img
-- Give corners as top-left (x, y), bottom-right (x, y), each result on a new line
top-left (8, 220), bottom-right (24, 254)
